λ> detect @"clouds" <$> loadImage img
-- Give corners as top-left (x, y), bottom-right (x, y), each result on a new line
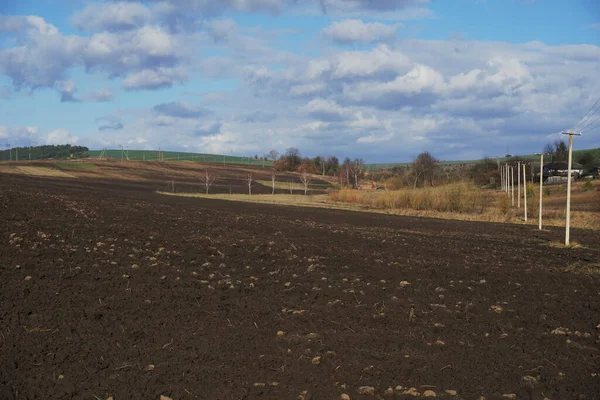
top-left (71, 2), bottom-right (152, 32)
top-left (152, 101), bottom-right (212, 118)
top-left (318, 0), bottom-right (429, 13)
top-left (1, 0), bottom-right (600, 162)
top-left (0, 125), bottom-right (38, 142)
top-left (55, 80), bottom-right (79, 103)
top-left (322, 20), bottom-right (400, 44)
top-left (96, 117), bottom-right (124, 131)
top-left (302, 98), bottom-right (351, 121)
top-left (121, 67), bottom-right (188, 90)
top-left (0, 14), bottom-right (188, 94)
top-left (47, 128), bottom-right (80, 145)
top-left (0, 15), bottom-right (85, 90)
top-left (83, 25), bottom-right (184, 77)
top-left (85, 88), bottom-right (113, 102)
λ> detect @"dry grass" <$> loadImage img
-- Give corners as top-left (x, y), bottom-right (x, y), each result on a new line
top-left (331, 183), bottom-right (493, 213)
top-left (158, 182), bottom-right (600, 230)
top-left (328, 182), bottom-right (600, 230)
top-left (158, 192), bottom-right (364, 211)
top-left (2, 166), bottom-right (76, 178)
top-left (547, 241), bottom-right (585, 249)
top-left (255, 180), bottom-right (303, 191)
top-left (558, 261), bottom-right (600, 276)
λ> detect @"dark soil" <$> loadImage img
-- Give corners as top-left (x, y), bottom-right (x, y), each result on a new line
top-left (2, 160), bottom-right (332, 195)
top-left (1, 173), bottom-right (599, 400)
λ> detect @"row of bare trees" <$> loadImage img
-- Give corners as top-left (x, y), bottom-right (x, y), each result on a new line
top-left (198, 169), bottom-right (312, 195)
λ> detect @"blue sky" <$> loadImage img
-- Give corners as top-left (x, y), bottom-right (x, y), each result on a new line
top-left (1, 0), bottom-right (599, 162)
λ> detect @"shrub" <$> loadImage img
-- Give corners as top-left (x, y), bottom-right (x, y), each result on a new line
top-left (384, 176), bottom-right (404, 190)
top-left (330, 183), bottom-right (493, 214)
top-left (526, 182), bottom-right (535, 199)
top-left (582, 180), bottom-right (594, 192)
top-left (445, 185), bottom-right (463, 212)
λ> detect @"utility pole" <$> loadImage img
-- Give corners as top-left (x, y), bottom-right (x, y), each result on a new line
top-left (504, 164), bottom-right (510, 197)
top-left (523, 163), bottom-right (527, 222)
top-left (537, 153), bottom-right (544, 230)
top-left (561, 131), bottom-right (582, 246)
top-left (511, 166), bottom-right (515, 206)
top-left (517, 161), bottom-right (521, 208)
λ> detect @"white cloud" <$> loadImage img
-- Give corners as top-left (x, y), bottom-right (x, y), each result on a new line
top-left (83, 25), bottom-right (182, 75)
top-left (55, 80), bottom-right (79, 103)
top-left (0, 125), bottom-right (39, 143)
top-left (322, 19), bottom-right (400, 44)
top-left (0, 14), bottom-right (59, 35)
top-left (318, 0), bottom-right (429, 13)
top-left (0, 15), bottom-right (188, 93)
top-left (121, 67), bottom-right (188, 90)
top-left (2, 1), bottom-right (600, 161)
top-left (0, 16), bottom-right (85, 89)
top-left (46, 128), bottom-right (79, 145)
top-left (96, 116), bottom-right (124, 131)
top-left (71, 2), bottom-right (152, 32)
top-left (152, 101), bottom-right (212, 118)
top-left (85, 88), bottom-right (114, 102)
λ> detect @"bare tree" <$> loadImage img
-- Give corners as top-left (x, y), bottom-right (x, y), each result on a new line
top-left (246, 173), bottom-right (253, 195)
top-left (299, 171), bottom-right (312, 195)
top-left (412, 152), bottom-right (439, 188)
top-left (288, 181), bottom-right (294, 194)
top-left (199, 170), bottom-right (216, 194)
top-left (271, 171), bottom-right (277, 195)
top-left (352, 158), bottom-right (364, 188)
top-left (267, 149), bottom-right (279, 161)
top-left (285, 147), bottom-right (302, 171)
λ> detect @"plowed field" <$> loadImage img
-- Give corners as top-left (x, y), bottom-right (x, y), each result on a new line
top-left (1, 174), bottom-right (599, 400)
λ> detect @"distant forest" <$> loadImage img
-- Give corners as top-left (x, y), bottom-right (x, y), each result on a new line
top-left (0, 145), bottom-right (89, 161)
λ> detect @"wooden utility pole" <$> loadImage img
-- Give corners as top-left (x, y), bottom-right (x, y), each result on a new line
top-left (517, 161), bottom-right (521, 208)
top-left (562, 131), bottom-right (581, 245)
top-left (538, 153), bottom-right (543, 230)
top-left (511, 166), bottom-right (515, 206)
top-left (523, 163), bottom-right (527, 222)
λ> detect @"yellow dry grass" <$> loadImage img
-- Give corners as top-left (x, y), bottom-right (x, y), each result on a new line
top-left (160, 181), bottom-right (600, 230)
top-left (1, 166), bottom-right (76, 178)
top-left (158, 192), bottom-right (366, 211)
top-left (255, 180), bottom-right (304, 191)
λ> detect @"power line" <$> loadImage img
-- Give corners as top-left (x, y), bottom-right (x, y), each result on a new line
top-left (572, 95), bottom-right (600, 131)
top-left (578, 111), bottom-right (600, 131)
top-left (582, 119), bottom-right (600, 134)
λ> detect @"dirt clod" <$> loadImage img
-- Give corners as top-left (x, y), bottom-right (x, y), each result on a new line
top-left (357, 386), bottom-right (375, 395)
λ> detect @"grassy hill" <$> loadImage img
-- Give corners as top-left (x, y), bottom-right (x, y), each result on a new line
top-left (88, 149), bottom-right (273, 167)
top-left (364, 148), bottom-right (600, 171)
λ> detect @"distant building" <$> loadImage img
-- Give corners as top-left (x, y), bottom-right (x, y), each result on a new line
top-left (532, 161), bottom-right (585, 182)
top-left (545, 161), bottom-right (584, 177)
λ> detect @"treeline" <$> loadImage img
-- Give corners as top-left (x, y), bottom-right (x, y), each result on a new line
top-left (267, 139), bottom-right (599, 192)
top-left (0, 144), bottom-right (89, 161)
top-left (267, 148), bottom-right (365, 187)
